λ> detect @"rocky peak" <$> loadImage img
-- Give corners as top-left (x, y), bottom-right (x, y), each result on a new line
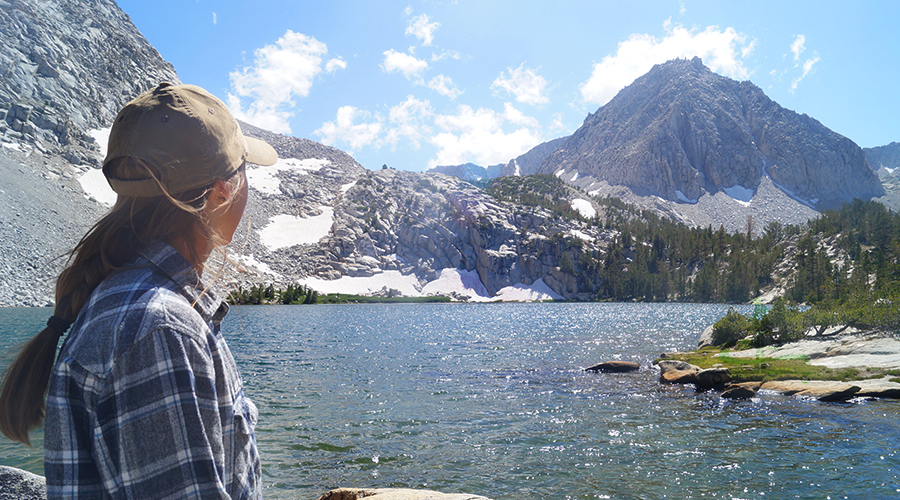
top-left (540, 57), bottom-right (884, 211)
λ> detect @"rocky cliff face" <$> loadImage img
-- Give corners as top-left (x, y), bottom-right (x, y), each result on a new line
top-left (224, 158), bottom-right (608, 301)
top-left (0, 0), bottom-right (179, 164)
top-left (867, 142), bottom-right (900, 211)
top-left (866, 142), bottom-right (900, 171)
top-left (539, 57), bottom-right (884, 211)
top-left (0, 0), bottom-right (180, 306)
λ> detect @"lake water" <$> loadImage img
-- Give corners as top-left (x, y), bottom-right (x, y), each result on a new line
top-left (2, 303), bottom-right (899, 499)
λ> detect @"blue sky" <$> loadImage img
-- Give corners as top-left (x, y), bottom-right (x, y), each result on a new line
top-left (116, 0), bottom-right (899, 172)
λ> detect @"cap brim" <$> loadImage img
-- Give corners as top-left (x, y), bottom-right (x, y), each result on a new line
top-left (246, 137), bottom-right (278, 166)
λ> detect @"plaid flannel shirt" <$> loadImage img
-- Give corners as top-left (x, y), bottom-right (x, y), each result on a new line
top-left (45, 241), bottom-right (260, 499)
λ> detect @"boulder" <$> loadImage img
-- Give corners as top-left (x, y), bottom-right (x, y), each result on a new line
top-left (0, 466), bottom-right (46, 500)
top-left (817, 386), bottom-right (862, 403)
top-left (760, 380), bottom-right (865, 402)
top-left (655, 361), bottom-right (731, 388)
top-left (584, 361), bottom-right (640, 373)
top-left (721, 382), bottom-right (760, 399)
top-left (695, 368), bottom-right (732, 389)
top-left (317, 488), bottom-right (493, 500)
top-left (656, 360), bottom-right (701, 384)
top-left (697, 325), bottom-right (715, 349)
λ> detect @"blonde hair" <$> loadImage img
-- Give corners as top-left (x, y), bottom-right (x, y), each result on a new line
top-left (0, 157), bottom-right (246, 445)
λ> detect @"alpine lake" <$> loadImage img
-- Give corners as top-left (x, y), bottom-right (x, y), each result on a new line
top-left (2, 303), bottom-right (898, 499)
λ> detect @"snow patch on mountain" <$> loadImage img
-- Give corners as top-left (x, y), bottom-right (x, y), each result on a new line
top-left (723, 185), bottom-right (754, 205)
top-left (259, 207), bottom-right (334, 250)
top-left (297, 267), bottom-right (563, 302)
top-left (247, 158), bottom-right (331, 195)
top-left (78, 168), bottom-right (116, 207)
top-left (571, 198), bottom-right (595, 218)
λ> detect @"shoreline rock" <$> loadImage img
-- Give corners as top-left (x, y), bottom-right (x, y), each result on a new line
top-left (760, 378), bottom-right (900, 401)
top-left (721, 382), bottom-right (761, 399)
top-left (659, 328), bottom-right (900, 401)
top-left (0, 466), bottom-right (46, 500)
top-left (655, 360), bottom-right (732, 390)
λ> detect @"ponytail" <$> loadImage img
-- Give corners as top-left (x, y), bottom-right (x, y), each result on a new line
top-left (0, 321), bottom-right (68, 445)
top-left (0, 158), bottom-right (244, 445)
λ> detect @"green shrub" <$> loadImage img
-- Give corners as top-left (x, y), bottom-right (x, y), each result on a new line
top-left (712, 307), bottom-right (750, 347)
top-left (752, 297), bottom-right (804, 346)
top-left (733, 338), bottom-right (754, 350)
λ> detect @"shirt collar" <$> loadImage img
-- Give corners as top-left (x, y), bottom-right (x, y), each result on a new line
top-left (138, 241), bottom-right (227, 324)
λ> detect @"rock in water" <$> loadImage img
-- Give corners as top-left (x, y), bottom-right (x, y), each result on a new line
top-left (584, 361), bottom-right (641, 372)
top-left (655, 359), bottom-right (702, 384)
top-left (695, 368), bottom-right (732, 389)
top-left (721, 383), bottom-right (760, 400)
top-left (816, 386), bottom-right (862, 403)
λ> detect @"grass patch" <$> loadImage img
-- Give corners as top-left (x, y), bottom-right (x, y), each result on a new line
top-left (658, 349), bottom-right (894, 384)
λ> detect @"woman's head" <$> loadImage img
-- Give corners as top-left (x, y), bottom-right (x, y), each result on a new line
top-left (100, 157), bottom-right (249, 272)
top-left (101, 82), bottom-right (276, 269)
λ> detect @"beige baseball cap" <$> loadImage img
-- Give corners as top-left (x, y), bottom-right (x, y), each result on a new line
top-left (102, 82), bottom-right (277, 197)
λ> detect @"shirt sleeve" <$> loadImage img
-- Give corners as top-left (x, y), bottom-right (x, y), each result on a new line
top-left (91, 327), bottom-right (231, 499)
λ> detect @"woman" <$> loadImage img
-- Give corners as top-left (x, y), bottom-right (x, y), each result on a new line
top-left (0, 82), bottom-right (277, 498)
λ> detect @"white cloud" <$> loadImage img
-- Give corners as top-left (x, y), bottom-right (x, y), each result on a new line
top-left (801, 56), bottom-right (819, 76)
top-left (325, 57), bottom-right (347, 73)
top-left (386, 96), bottom-right (433, 149)
top-left (382, 49), bottom-right (429, 80)
top-left (406, 13), bottom-right (440, 46)
top-left (314, 106), bottom-right (383, 151)
top-left (742, 39), bottom-right (756, 58)
top-left (428, 105), bottom-right (542, 168)
top-left (212, 12), bottom-right (217, 25)
top-left (226, 95), bottom-right (293, 133)
top-left (791, 55), bottom-right (820, 92)
top-left (549, 113), bottom-right (568, 134)
top-left (579, 20), bottom-right (754, 106)
top-left (227, 30), bottom-right (335, 133)
top-left (502, 102), bottom-right (539, 128)
top-left (491, 64), bottom-right (549, 106)
top-left (787, 35), bottom-right (819, 92)
top-left (431, 49), bottom-right (462, 62)
top-left (428, 74), bottom-right (462, 99)
top-left (790, 35), bottom-right (806, 61)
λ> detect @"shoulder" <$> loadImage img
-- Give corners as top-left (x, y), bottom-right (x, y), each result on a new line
top-left (60, 264), bottom-right (212, 376)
